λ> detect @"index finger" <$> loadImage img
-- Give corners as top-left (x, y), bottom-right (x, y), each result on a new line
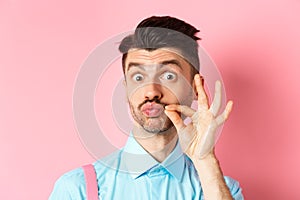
top-left (194, 74), bottom-right (209, 111)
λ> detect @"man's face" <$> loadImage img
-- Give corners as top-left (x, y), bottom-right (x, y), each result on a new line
top-left (124, 48), bottom-right (195, 134)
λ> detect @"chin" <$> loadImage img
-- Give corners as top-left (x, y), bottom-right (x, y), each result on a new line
top-left (142, 118), bottom-right (173, 134)
top-left (142, 126), bottom-right (171, 134)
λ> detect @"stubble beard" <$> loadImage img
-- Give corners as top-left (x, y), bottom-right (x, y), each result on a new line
top-left (129, 102), bottom-right (174, 134)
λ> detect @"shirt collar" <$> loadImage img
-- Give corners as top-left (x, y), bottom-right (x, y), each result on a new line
top-left (120, 133), bottom-right (185, 181)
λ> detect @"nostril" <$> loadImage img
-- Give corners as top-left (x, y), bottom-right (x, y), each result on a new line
top-left (144, 84), bottom-right (163, 100)
top-left (144, 96), bottom-right (163, 105)
top-left (145, 94), bottom-right (162, 100)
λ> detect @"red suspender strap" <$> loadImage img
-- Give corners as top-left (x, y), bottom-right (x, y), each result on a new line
top-left (82, 164), bottom-right (99, 200)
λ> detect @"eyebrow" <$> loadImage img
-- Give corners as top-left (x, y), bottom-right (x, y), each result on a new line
top-left (160, 59), bottom-right (182, 69)
top-left (127, 59), bottom-right (182, 71)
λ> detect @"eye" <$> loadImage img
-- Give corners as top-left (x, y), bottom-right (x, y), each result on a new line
top-left (132, 73), bottom-right (144, 82)
top-left (161, 72), bottom-right (177, 81)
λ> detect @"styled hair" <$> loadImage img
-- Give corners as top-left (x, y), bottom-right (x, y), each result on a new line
top-left (118, 16), bottom-right (201, 76)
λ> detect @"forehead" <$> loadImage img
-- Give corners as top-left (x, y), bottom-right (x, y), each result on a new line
top-left (125, 48), bottom-right (189, 71)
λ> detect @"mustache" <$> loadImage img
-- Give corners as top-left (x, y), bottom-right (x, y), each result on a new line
top-left (138, 98), bottom-right (168, 109)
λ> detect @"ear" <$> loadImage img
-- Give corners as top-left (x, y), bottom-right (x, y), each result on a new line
top-left (192, 80), bottom-right (197, 100)
top-left (122, 78), bottom-right (129, 102)
top-left (192, 75), bottom-right (204, 100)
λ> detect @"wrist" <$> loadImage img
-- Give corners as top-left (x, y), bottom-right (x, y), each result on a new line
top-left (191, 152), bottom-right (218, 165)
top-left (192, 153), bottom-right (224, 179)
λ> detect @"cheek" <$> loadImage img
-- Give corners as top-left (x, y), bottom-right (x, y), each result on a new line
top-left (126, 86), bottom-right (144, 105)
top-left (163, 80), bottom-right (194, 103)
top-left (165, 88), bottom-right (193, 104)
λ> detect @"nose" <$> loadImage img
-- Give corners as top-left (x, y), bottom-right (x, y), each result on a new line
top-left (144, 84), bottom-right (162, 100)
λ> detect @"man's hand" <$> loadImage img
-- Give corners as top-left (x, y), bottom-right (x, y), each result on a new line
top-left (165, 74), bottom-right (233, 160)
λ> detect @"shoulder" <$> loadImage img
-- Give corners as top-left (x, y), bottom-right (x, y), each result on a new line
top-left (224, 176), bottom-right (240, 187)
top-left (53, 150), bottom-right (121, 187)
top-left (57, 167), bottom-right (86, 186)
top-left (183, 155), bottom-right (244, 199)
top-left (56, 150), bottom-right (122, 183)
top-left (224, 176), bottom-right (244, 199)
top-left (49, 167), bottom-right (86, 199)
top-left (49, 150), bottom-right (123, 199)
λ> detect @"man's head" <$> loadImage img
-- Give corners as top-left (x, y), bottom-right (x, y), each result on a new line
top-left (119, 16), bottom-right (201, 77)
top-left (118, 16), bottom-right (201, 134)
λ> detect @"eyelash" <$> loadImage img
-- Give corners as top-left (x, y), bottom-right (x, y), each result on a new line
top-left (132, 73), bottom-right (144, 82)
top-left (160, 71), bottom-right (177, 81)
top-left (130, 70), bottom-right (178, 82)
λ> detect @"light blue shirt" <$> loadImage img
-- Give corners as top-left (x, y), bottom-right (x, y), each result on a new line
top-left (49, 135), bottom-right (243, 200)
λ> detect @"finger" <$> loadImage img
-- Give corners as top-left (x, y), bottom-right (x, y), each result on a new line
top-left (165, 104), bottom-right (196, 117)
top-left (209, 80), bottom-right (222, 116)
top-left (195, 74), bottom-right (209, 110)
top-left (216, 100), bottom-right (233, 126)
top-left (164, 110), bottom-right (185, 131)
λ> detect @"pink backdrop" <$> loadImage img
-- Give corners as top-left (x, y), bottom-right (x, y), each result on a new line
top-left (1, 0), bottom-right (300, 199)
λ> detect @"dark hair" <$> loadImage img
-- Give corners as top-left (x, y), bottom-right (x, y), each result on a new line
top-left (119, 16), bottom-right (201, 77)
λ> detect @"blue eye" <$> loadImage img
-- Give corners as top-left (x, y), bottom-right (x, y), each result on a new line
top-left (133, 73), bottom-right (144, 82)
top-left (162, 72), bottom-right (176, 81)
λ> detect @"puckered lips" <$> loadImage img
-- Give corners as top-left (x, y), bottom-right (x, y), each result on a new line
top-left (141, 102), bottom-right (165, 118)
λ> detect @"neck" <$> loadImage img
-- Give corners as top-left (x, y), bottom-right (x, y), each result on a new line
top-left (132, 126), bottom-right (178, 163)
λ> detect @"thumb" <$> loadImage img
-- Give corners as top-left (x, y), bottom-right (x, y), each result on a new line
top-left (164, 110), bottom-right (185, 132)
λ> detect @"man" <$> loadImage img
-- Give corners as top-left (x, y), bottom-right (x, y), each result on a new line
top-left (50, 16), bottom-right (243, 200)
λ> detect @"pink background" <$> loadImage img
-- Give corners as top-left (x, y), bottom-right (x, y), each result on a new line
top-left (1, 0), bottom-right (300, 199)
